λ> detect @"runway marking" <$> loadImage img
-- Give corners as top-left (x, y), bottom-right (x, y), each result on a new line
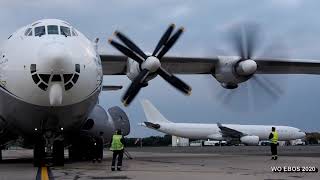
top-left (36, 166), bottom-right (54, 180)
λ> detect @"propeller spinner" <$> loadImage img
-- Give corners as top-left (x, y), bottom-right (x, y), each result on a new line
top-left (109, 24), bottom-right (192, 106)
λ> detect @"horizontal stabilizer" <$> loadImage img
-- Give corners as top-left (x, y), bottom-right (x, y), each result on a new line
top-left (143, 121), bottom-right (161, 129)
top-left (102, 85), bottom-right (123, 91)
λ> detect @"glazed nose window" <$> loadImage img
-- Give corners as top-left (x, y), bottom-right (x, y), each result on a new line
top-left (48, 25), bottom-right (59, 35)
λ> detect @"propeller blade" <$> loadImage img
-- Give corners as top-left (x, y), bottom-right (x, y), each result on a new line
top-left (229, 26), bottom-right (246, 59)
top-left (109, 39), bottom-right (144, 64)
top-left (245, 23), bottom-right (260, 59)
top-left (157, 27), bottom-right (184, 59)
top-left (252, 76), bottom-right (280, 99)
top-left (152, 24), bottom-right (175, 56)
top-left (114, 31), bottom-right (148, 60)
top-left (122, 69), bottom-right (150, 106)
top-left (157, 67), bottom-right (191, 95)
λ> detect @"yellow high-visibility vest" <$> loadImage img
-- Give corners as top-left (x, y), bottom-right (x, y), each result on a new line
top-left (271, 131), bottom-right (278, 144)
top-left (110, 134), bottom-right (124, 151)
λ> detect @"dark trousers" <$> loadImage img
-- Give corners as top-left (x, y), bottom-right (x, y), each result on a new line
top-left (271, 143), bottom-right (277, 156)
top-left (111, 150), bottom-right (123, 168)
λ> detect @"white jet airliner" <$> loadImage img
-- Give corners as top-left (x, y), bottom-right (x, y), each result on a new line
top-left (140, 100), bottom-right (306, 145)
top-left (0, 19), bottom-right (318, 165)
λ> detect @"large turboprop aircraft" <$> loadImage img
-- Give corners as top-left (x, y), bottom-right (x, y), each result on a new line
top-left (0, 19), bottom-right (318, 165)
top-left (140, 100), bottom-right (306, 145)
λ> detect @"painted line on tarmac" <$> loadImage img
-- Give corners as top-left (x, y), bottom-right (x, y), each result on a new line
top-left (36, 166), bottom-right (54, 180)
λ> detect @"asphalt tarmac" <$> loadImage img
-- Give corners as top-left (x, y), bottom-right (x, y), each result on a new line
top-left (0, 146), bottom-right (319, 180)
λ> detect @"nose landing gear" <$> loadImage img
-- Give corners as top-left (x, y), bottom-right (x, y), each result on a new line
top-left (0, 146), bottom-right (3, 162)
top-left (33, 129), bottom-right (64, 167)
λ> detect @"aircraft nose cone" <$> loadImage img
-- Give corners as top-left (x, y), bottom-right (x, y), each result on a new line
top-left (38, 43), bottom-right (73, 73)
top-left (49, 83), bottom-right (63, 106)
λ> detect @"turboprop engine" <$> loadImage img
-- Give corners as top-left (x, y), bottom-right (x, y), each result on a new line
top-left (83, 105), bottom-right (130, 142)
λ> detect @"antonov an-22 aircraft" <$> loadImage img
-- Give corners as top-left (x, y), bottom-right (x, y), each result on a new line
top-left (0, 19), bottom-right (319, 166)
top-left (140, 100), bottom-right (306, 145)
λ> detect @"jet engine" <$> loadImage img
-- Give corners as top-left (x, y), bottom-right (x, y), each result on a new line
top-left (83, 105), bottom-right (130, 142)
top-left (240, 135), bottom-right (259, 145)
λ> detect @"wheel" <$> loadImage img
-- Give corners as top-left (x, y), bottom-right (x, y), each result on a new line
top-left (68, 144), bottom-right (82, 161)
top-left (53, 140), bottom-right (64, 166)
top-left (0, 147), bottom-right (2, 162)
top-left (33, 139), bottom-right (45, 167)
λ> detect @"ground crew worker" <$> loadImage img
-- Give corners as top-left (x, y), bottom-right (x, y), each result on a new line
top-left (110, 129), bottom-right (125, 171)
top-left (269, 127), bottom-right (278, 160)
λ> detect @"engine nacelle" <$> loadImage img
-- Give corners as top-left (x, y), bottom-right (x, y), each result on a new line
top-left (83, 105), bottom-right (130, 142)
top-left (207, 133), bottom-right (223, 140)
top-left (213, 56), bottom-right (256, 89)
top-left (126, 58), bottom-right (157, 84)
top-left (126, 58), bottom-right (141, 81)
top-left (240, 135), bottom-right (259, 145)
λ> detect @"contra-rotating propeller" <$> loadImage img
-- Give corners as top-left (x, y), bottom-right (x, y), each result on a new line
top-left (109, 24), bottom-right (192, 106)
top-left (215, 23), bottom-right (287, 112)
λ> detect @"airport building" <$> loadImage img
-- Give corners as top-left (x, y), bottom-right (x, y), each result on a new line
top-left (172, 136), bottom-right (189, 147)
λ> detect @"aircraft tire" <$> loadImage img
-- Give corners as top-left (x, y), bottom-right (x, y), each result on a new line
top-left (53, 140), bottom-right (64, 166)
top-left (33, 138), bottom-right (45, 167)
top-left (0, 146), bottom-right (2, 162)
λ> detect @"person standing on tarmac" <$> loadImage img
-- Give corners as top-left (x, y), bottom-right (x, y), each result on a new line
top-left (269, 127), bottom-right (279, 160)
top-left (110, 129), bottom-right (125, 171)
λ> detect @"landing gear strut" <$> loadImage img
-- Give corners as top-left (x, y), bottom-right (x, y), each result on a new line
top-left (53, 139), bottom-right (64, 166)
top-left (33, 130), bottom-right (64, 167)
top-left (0, 146), bottom-right (3, 162)
top-left (33, 135), bottom-right (45, 167)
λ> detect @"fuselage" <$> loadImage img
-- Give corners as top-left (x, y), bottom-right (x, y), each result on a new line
top-left (155, 123), bottom-right (306, 141)
top-left (0, 19), bottom-right (103, 136)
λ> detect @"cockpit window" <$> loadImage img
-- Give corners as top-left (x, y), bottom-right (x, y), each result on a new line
top-left (60, 26), bottom-right (71, 37)
top-left (72, 29), bottom-right (78, 36)
top-left (24, 28), bottom-right (32, 36)
top-left (35, 26), bottom-right (46, 37)
top-left (48, 25), bottom-right (59, 35)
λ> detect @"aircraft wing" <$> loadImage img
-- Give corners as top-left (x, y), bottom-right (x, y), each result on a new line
top-left (255, 58), bottom-right (320, 74)
top-left (100, 54), bottom-right (320, 75)
top-left (217, 123), bottom-right (245, 138)
top-left (100, 54), bottom-right (218, 75)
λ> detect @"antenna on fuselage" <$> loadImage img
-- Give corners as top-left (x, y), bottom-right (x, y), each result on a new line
top-left (94, 38), bottom-right (99, 51)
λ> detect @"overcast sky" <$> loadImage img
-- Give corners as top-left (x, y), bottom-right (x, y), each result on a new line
top-left (1, 0), bottom-right (320, 137)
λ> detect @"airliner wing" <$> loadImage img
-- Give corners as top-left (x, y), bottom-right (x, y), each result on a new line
top-left (100, 54), bottom-right (320, 75)
top-left (217, 123), bottom-right (245, 138)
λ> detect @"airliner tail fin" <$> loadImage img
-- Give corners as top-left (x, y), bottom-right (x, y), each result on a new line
top-left (140, 99), bottom-right (171, 123)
